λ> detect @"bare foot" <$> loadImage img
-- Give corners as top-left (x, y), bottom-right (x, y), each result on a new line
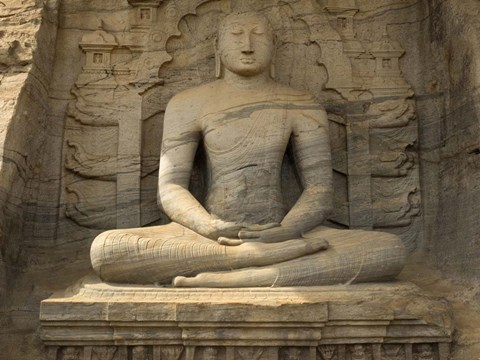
top-left (173, 267), bottom-right (279, 288)
top-left (172, 276), bottom-right (189, 287)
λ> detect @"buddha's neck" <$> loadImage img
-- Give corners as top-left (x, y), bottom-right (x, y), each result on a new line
top-left (223, 70), bottom-right (272, 90)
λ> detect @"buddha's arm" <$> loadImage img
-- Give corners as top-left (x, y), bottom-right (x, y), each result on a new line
top-left (157, 96), bottom-right (242, 240)
top-left (240, 108), bottom-right (333, 243)
top-left (282, 108), bottom-right (333, 230)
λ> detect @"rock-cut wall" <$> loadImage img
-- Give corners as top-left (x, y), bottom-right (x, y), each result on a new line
top-left (419, 0), bottom-right (480, 282)
top-left (406, 0), bottom-right (480, 357)
top-left (0, 0), bottom-right (479, 359)
top-left (0, 0), bottom-right (59, 356)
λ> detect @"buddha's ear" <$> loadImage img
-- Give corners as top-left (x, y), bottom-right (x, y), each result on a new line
top-left (270, 33), bottom-right (277, 79)
top-left (214, 36), bottom-right (222, 79)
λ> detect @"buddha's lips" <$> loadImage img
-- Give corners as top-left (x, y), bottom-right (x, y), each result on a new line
top-left (240, 58), bottom-right (256, 64)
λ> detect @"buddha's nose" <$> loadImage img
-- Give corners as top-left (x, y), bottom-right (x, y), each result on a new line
top-left (241, 36), bottom-right (254, 54)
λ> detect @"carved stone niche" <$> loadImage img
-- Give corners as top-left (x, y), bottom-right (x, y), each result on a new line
top-left (40, 281), bottom-right (452, 360)
top-left (127, 0), bottom-right (163, 31)
top-left (76, 25), bottom-right (118, 89)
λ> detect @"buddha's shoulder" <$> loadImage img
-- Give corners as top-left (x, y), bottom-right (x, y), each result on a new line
top-left (270, 83), bottom-right (324, 108)
top-left (167, 81), bottom-right (221, 108)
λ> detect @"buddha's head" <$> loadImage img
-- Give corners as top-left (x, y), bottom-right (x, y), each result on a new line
top-left (216, 12), bottom-right (276, 78)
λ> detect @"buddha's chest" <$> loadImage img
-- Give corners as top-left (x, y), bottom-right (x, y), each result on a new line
top-left (201, 108), bottom-right (291, 158)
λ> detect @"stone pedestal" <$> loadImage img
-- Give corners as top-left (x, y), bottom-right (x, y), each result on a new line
top-left (40, 280), bottom-right (452, 360)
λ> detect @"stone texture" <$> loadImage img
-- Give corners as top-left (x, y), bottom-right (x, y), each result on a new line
top-left (418, 0), bottom-right (480, 281)
top-left (54, 0), bottom-right (423, 246)
top-left (88, 11), bottom-right (407, 287)
top-left (0, 0), bottom-right (60, 358)
top-left (40, 280), bottom-right (452, 360)
top-left (0, 0), bottom-right (478, 359)
top-left (410, 2), bottom-right (480, 356)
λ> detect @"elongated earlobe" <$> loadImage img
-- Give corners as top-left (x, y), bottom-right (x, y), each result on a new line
top-left (214, 37), bottom-right (222, 79)
top-left (270, 35), bottom-right (277, 79)
top-left (215, 53), bottom-right (222, 78)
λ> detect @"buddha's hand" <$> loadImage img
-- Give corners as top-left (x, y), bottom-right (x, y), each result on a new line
top-left (203, 219), bottom-right (248, 241)
top-left (217, 223), bottom-right (280, 246)
top-left (238, 225), bottom-right (302, 244)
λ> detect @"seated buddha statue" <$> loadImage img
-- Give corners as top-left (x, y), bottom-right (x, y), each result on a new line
top-left (90, 12), bottom-right (406, 287)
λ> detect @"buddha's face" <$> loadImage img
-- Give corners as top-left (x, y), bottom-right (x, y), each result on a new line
top-left (217, 13), bottom-right (275, 77)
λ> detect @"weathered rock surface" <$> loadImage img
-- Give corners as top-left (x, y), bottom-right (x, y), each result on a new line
top-left (87, 10), bottom-right (408, 288)
top-left (40, 279), bottom-right (452, 360)
top-left (0, 0), bottom-right (478, 359)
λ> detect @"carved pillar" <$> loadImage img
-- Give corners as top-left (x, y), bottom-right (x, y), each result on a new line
top-left (347, 115), bottom-right (373, 229)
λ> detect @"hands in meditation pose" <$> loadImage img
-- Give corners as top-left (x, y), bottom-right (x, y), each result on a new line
top-left (90, 12), bottom-right (406, 287)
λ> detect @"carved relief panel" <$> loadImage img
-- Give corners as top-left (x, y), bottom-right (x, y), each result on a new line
top-left (62, 0), bottom-right (421, 249)
top-left (62, 0), bottom-right (212, 231)
top-left (51, 344), bottom-right (450, 360)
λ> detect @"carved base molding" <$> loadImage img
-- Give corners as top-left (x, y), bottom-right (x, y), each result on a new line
top-left (47, 343), bottom-right (450, 360)
top-left (40, 281), bottom-right (452, 360)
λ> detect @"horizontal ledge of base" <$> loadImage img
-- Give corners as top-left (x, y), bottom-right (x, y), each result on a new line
top-left (40, 335), bottom-right (453, 347)
top-left (40, 281), bottom-right (453, 356)
top-left (40, 321), bottom-right (330, 328)
top-left (40, 323), bottom-right (451, 341)
top-left (42, 338), bottom-right (452, 346)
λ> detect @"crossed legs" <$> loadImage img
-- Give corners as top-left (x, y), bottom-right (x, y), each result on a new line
top-left (90, 223), bottom-right (406, 286)
top-left (173, 226), bottom-right (406, 287)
